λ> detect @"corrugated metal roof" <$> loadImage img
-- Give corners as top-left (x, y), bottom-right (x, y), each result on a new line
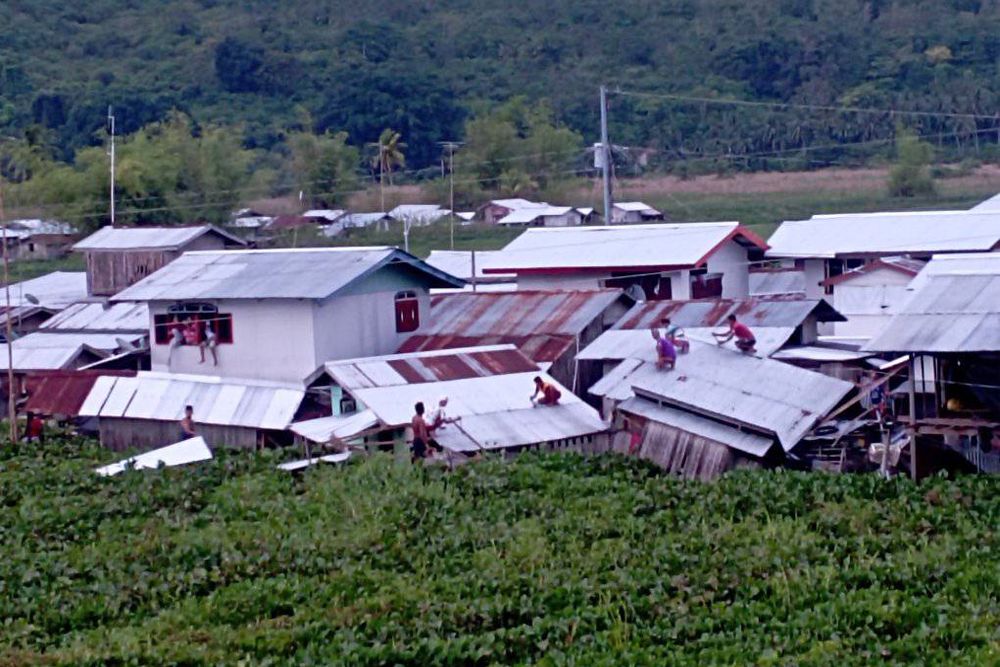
top-left (302, 209), bottom-right (345, 221)
top-left (613, 295), bottom-right (844, 330)
top-left (80, 372), bottom-right (304, 429)
top-left (767, 210), bottom-right (1000, 259)
top-left (866, 253), bottom-right (1000, 352)
top-left (434, 402), bottom-right (605, 452)
top-left (289, 410), bottom-right (378, 443)
top-left (7, 219), bottom-right (77, 235)
top-left (40, 301), bottom-right (148, 333)
top-left (0, 332), bottom-right (143, 371)
top-left (971, 192), bottom-right (1000, 212)
top-left (614, 202), bottom-right (660, 213)
top-left (24, 370), bottom-right (136, 416)
top-left (484, 222), bottom-right (768, 273)
top-left (95, 437), bottom-right (213, 476)
top-left (749, 270), bottom-right (806, 296)
top-left (487, 198), bottom-right (547, 210)
top-left (397, 290), bottom-right (626, 362)
top-left (771, 346), bottom-right (873, 362)
top-left (425, 250), bottom-right (514, 281)
top-left (341, 212), bottom-right (390, 227)
top-left (73, 225), bottom-right (244, 251)
top-left (619, 396), bottom-right (773, 457)
top-left (589, 340), bottom-right (853, 450)
top-left (389, 205), bottom-right (450, 222)
top-left (112, 247), bottom-right (463, 301)
top-left (576, 326), bottom-right (796, 360)
top-left (497, 206), bottom-right (576, 225)
top-left (3, 271), bottom-right (87, 309)
top-left (326, 345), bottom-right (538, 390)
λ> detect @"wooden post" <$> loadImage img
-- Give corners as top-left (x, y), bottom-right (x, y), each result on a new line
top-left (470, 249), bottom-right (477, 293)
top-left (0, 181), bottom-right (17, 443)
top-left (907, 356), bottom-right (918, 481)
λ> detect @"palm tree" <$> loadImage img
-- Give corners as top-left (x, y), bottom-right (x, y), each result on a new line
top-left (369, 129), bottom-right (406, 212)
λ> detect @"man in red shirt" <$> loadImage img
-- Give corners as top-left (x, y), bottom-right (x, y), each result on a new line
top-left (714, 314), bottom-right (757, 353)
top-left (530, 377), bottom-right (562, 406)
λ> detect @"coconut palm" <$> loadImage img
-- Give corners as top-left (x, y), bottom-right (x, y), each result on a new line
top-left (369, 129), bottom-right (406, 212)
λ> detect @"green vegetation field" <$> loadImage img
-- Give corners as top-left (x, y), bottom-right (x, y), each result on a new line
top-left (1, 436), bottom-right (997, 665)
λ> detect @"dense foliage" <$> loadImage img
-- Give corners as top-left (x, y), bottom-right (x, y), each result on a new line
top-left (1, 436), bottom-right (996, 665)
top-left (2, 0), bottom-right (1000, 173)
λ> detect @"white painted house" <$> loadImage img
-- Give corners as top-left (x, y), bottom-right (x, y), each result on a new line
top-left (112, 247), bottom-right (464, 384)
top-left (497, 205), bottom-right (582, 227)
top-left (477, 198), bottom-right (548, 224)
top-left (819, 257), bottom-right (924, 337)
top-left (483, 222), bottom-right (769, 300)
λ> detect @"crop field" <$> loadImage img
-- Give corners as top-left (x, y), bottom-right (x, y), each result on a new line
top-left (1, 436), bottom-right (997, 666)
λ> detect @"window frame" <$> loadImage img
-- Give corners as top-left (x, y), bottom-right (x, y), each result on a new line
top-left (394, 290), bottom-right (420, 333)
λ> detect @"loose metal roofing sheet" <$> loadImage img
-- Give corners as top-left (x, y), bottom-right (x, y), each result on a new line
top-left (4, 271), bottom-right (87, 309)
top-left (866, 252), bottom-right (1000, 353)
top-left (40, 301), bottom-right (148, 333)
top-left (111, 247), bottom-right (463, 301)
top-left (483, 222), bottom-right (768, 273)
top-left (590, 340), bottom-right (853, 450)
top-left (79, 372), bottom-right (304, 430)
top-left (619, 396), bottom-right (773, 457)
top-left (613, 295), bottom-right (844, 330)
top-left (425, 250), bottom-right (514, 281)
top-left (24, 370), bottom-right (136, 416)
top-left (766, 210), bottom-right (1000, 259)
top-left (95, 437), bottom-right (213, 476)
top-left (73, 225), bottom-right (243, 251)
top-left (397, 290), bottom-right (627, 362)
top-left (289, 410), bottom-right (378, 443)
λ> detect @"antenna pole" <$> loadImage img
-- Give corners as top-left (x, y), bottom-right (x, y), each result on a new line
top-left (600, 86), bottom-right (613, 225)
top-left (108, 106), bottom-right (116, 225)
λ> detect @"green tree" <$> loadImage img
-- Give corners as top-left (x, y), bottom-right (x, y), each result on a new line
top-left (888, 127), bottom-right (935, 197)
top-left (370, 128), bottom-right (406, 211)
top-left (288, 131), bottom-right (359, 208)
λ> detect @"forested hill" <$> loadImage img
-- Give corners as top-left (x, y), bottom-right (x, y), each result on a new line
top-left (2, 0), bottom-right (1000, 169)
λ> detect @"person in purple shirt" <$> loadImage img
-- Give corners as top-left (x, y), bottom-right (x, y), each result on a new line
top-left (651, 327), bottom-right (676, 370)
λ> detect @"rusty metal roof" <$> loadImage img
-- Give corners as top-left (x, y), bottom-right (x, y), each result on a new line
top-left (398, 289), bottom-right (628, 362)
top-left (24, 370), bottom-right (136, 416)
top-left (613, 295), bottom-right (845, 330)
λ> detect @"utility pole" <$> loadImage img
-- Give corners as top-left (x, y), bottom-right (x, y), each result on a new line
top-left (0, 181), bottom-right (17, 443)
top-left (107, 106), bottom-right (116, 225)
top-left (600, 85), bottom-right (613, 225)
top-left (438, 141), bottom-right (462, 250)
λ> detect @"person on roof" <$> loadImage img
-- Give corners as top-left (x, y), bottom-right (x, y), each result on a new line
top-left (199, 321), bottom-right (218, 366)
top-left (179, 405), bottom-right (197, 441)
top-left (429, 396), bottom-right (460, 430)
top-left (410, 401), bottom-right (432, 462)
top-left (651, 327), bottom-right (676, 370)
top-left (660, 317), bottom-right (689, 354)
top-left (168, 322), bottom-right (185, 365)
top-left (714, 314), bottom-right (756, 353)
top-left (530, 377), bottom-right (561, 406)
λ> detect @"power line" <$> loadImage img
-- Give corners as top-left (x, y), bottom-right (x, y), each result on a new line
top-left (613, 89), bottom-right (1000, 122)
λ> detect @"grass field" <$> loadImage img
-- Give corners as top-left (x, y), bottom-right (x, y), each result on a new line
top-left (1, 437), bottom-right (997, 665)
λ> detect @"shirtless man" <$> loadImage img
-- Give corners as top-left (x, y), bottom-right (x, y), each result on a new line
top-left (411, 402), bottom-right (432, 462)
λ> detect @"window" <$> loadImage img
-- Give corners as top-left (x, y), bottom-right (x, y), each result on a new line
top-left (395, 291), bottom-right (420, 333)
top-left (605, 273), bottom-right (672, 301)
top-left (154, 302), bottom-right (233, 345)
top-left (690, 270), bottom-right (723, 299)
top-left (28, 242), bottom-right (35, 253)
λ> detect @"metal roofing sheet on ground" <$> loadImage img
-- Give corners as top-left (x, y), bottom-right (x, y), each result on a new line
top-left (73, 225), bottom-right (242, 251)
top-left (80, 372), bottom-right (304, 429)
top-left (590, 340), bottom-right (853, 450)
top-left (766, 210), bottom-right (1000, 258)
top-left (613, 295), bottom-right (843, 330)
top-left (484, 222), bottom-right (764, 272)
top-left (112, 247), bottom-right (462, 301)
top-left (327, 345), bottom-right (538, 391)
top-left (619, 396), bottom-right (773, 457)
top-left (40, 301), bottom-right (149, 333)
top-left (576, 327), bottom-right (796, 361)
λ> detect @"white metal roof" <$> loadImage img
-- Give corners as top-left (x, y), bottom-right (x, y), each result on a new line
top-left (3, 271), bottom-right (87, 309)
top-left (73, 225), bottom-right (243, 251)
top-left (457, 211), bottom-right (476, 221)
top-left (613, 201), bottom-right (660, 213)
top-left (289, 410), bottom-right (378, 443)
top-left (79, 372), bottom-right (304, 430)
top-left (0, 331), bottom-right (143, 370)
top-left (487, 198), bottom-right (548, 210)
top-left (497, 206), bottom-right (576, 225)
top-left (425, 250), bottom-right (514, 281)
top-left (302, 209), bottom-right (346, 221)
top-left (40, 301), bottom-right (148, 333)
top-left (576, 326), bottom-right (796, 361)
top-left (971, 192), bottom-right (1000, 212)
top-left (341, 212), bottom-right (390, 227)
top-left (749, 271), bottom-right (806, 296)
top-left (619, 396), bottom-right (773, 457)
top-left (589, 340), bottom-right (853, 450)
top-left (112, 247), bottom-right (462, 301)
top-left (766, 210), bottom-right (1000, 258)
top-left (95, 437), bottom-right (213, 476)
top-left (277, 451), bottom-right (352, 472)
top-left (770, 346), bottom-right (873, 363)
top-left (7, 219), bottom-right (77, 235)
top-left (389, 205), bottom-right (450, 222)
top-left (866, 252), bottom-right (1000, 353)
top-left (484, 222), bottom-right (758, 272)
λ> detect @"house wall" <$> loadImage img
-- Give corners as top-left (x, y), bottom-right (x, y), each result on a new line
top-left (313, 270), bottom-right (431, 363)
top-left (517, 274), bottom-right (604, 290)
top-left (802, 259), bottom-right (826, 299)
top-left (544, 212), bottom-right (583, 227)
top-left (150, 299), bottom-right (318, 382)
top-left (99, 417), bottom-right (260, 452)
top-left (85, 235), bottom-right (227, 297)
top-left (611, 209), bottom-right (642, 224)
top-left (832, 268), bottom-right (915, 337)
top-left (481, 204), bottom-right (513, 224)
top-left (704, 240), bottom-right (750, 298)
top-left (13, 235), bottom-right (73, 262)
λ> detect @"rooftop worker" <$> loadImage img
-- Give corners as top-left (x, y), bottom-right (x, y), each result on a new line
top-left (714, 314), bottom-right (756, 353)
top-left (661, 316), bottom-right (689, 354)
top-left (410, 401), bottom-right (431, 463)
top-left (429, 395), bottom-right (460, 430)
top-left (530, 376), bottom-right (561, 407)
top-left (651, 327), bottom-right (676, 371)
top-left (199, 321), bottom-right (218, 366)
top-left (167, 322), bottom-right (185, 364)
top-left (179, 405), bottom-right (197, 441)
